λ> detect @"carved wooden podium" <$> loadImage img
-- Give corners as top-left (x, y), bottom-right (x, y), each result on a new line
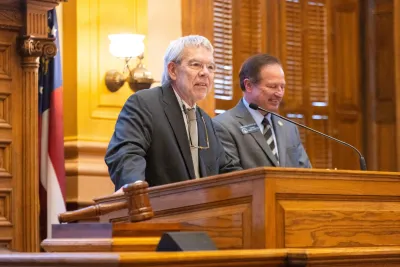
top-left (47, 167), bottom-right (400, 252)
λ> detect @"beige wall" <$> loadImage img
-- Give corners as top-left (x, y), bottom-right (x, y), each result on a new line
top-left (61, 0), bottom-right (182, 207)
top-left (147, 0), bottom-right (182, 85)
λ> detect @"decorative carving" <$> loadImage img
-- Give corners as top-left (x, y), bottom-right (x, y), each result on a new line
top-left (0, 8), bottom-right (22, 30)
top-left (21, 67), bottom-right (40, 252)
top-left (0, 189), bottom-right (11, 226)
top-left (0, 142), bottom-right (11, 177)
top-left (0, 43), bottom-right (11, 79)
top-left (0, 238), bottom-right (11, 250)
top-left (42, 41), bottom-right (57, 58)
top-left (19, 36), bottom-right (57, 58)
top-left (27, 12), bottom-right (47, 37)
top-left (0, 93), bottom-right (11, 127)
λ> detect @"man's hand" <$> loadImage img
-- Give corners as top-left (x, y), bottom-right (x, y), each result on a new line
top-left (113, 187), bottom-right (124, 194)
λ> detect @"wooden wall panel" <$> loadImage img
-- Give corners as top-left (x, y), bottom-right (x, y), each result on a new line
top-left (377, 125), bottom-right (397, 170)
top-left (374, 0), bottom-right (396, 171)
top-left (0, 28), bottom-right (21, 252)
top-left (279, 199), bottom-right (400, 248)
top-left (395, 0), bottom-right (400, 170)
top-left (363, 0), bottom-right (398, 171)
top-left (0, 0), bottom-right (63, 252)
top-left (331, 0), bottom-right (362, 170)
top-left (279, 0), bottom-right (333, 169)
top-left (181, 0), bottom-right (215, 116)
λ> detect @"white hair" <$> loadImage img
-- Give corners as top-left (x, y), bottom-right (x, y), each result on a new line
top-left (161, 35), bottom-right (214, 85)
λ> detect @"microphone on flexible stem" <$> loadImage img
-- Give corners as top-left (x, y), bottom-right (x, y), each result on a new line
top-left (249, 103), bottom-right (367, 171)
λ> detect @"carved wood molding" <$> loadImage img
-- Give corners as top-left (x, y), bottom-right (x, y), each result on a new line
top-left (28, 0), bottom-right (67, 3)
top-left (19, 36), bottom-right (57, 58)
top-left (21, 66), bottom-right (40, 252)
top-left (0, 8), bottom-right (22, 30)
top-left (64, 140), bottom-right (109, 177)
top-left (64, 140), bottom-right (113, 210)
top-left (395, 0), bottom-right (400, 171)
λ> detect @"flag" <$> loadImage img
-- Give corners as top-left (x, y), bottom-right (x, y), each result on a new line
top-left (39, 8), bottom-right (66, 241)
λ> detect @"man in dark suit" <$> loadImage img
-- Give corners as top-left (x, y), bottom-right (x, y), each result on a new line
top-left (105, 35), bottom-right (241, 191)
top-left (213, 54), bottom-right (311, 169)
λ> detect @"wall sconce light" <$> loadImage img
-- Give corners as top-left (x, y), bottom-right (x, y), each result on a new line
top-left (105, 33), bottom-right (154, 92)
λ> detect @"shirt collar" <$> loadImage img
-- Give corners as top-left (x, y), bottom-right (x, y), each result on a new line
top-left (172, 86), bottom-right (196, 111)
top-left (242, 97), bottom-right (271, 125)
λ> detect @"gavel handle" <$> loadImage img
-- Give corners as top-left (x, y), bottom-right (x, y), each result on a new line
top-left (58, 201), bottom-right (128, 223)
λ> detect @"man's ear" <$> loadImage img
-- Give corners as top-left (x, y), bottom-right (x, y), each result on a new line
top-left (167, 62), bottom-right (178, 81)
top-left (243, 79), bottom-right (253, 93)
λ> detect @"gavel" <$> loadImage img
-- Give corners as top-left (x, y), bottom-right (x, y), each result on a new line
top-left (58, 180), bottom-right (154, 223)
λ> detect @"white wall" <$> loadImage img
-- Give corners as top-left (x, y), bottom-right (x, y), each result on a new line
top-left (147, 0), bottom-right (182, 86)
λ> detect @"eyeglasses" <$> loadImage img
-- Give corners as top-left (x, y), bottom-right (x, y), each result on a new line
top-left (183, 107), bottom-right (210, 150)
top-left (183, 60), bottom-right (217, 73)
top-left (191, 115), bottom-right (209, 149)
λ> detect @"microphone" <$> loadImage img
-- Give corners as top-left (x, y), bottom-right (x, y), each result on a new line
top-left (249, 103), bottom-right (367, 171)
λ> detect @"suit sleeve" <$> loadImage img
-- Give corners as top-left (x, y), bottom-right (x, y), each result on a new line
top-left (105, 94), bottom-right (153, 190)
top-left (294, 126), bottom-right (312, 168)
top-left (212, 119), bottom-right (242, 173)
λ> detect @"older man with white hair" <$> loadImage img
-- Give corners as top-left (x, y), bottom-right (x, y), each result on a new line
top-left (105, 35), bottom-right (242, 191)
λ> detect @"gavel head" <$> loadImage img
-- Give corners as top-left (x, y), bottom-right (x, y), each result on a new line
top-left (123, 180), bottom-right (154, 222)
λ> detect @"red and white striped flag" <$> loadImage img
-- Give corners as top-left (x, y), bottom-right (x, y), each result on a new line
top-left (38, 8), bottom-right (66, 240)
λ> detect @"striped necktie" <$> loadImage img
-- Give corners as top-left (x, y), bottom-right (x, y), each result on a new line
top-left (262, 117), bottom-right (279, 164)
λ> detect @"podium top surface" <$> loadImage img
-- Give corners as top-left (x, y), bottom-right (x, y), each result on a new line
top-left (94, 167), bottom-right (400, 204)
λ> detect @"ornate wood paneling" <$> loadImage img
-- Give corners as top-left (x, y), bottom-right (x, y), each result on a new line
top-left (396, 0), bottom-right (400, 170)
top-left (0, 6), bottom-right (22, 31)
top-left (0, 0), bottom-right (63, 253)
top-left (19, 36), bottom-right (56, 252)
top-left (278, 198), bottom-right (400, 247)
top-left (182, 0), bottom-right (268, 116)
top-left (363, 0), bottom-right (398, 171)
top-left (0, 26), bottom-right (20, 252)
top-left (331, 0), bottom-right (362, 170)
top-left (152, 199), bottom-right (253, 249)
top-left (279, 0), bottom-right (333, 169)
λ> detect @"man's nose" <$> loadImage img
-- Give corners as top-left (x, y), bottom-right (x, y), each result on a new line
top-left (198, 65), bottom-right (211, 76)
top-left (274, 90), bottom-right (284, 98)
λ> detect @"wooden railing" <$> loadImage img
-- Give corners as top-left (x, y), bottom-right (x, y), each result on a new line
top-left (1, 247), bottom-right (400, 267)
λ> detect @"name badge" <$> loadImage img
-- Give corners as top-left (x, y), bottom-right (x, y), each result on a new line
top-left (240, 123), bottom-right (259, 134)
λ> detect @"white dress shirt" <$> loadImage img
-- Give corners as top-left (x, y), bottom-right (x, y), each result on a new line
top-left (242, 97), bottom-right (279, 159)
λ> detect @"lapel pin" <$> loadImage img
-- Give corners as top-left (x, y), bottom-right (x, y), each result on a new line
top-left (278, 120), bottom-right (283, 126)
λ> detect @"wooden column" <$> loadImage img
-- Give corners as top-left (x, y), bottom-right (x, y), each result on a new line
top-left (18, 0), bottom-right (62, 252)
top-left (395, 0), bottom-right (400, 170)
top-left (19, 38), bottom-right (56, 252)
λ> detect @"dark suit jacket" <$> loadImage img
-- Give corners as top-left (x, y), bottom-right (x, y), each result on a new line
top-left (213, 99), bottom-right (311, 169)
top-left (105, 84), bottom-right (241, 190)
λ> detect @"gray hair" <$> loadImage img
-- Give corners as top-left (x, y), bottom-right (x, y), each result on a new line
top-left (161, 35), bottom-right (214, 85)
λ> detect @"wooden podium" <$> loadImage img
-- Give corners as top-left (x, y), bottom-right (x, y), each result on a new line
top-left (48, 167), bottom-right (400, 252)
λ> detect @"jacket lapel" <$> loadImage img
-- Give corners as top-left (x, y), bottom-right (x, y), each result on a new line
top-left (234, 100), bottom-right (279, 167)
top-left (162, 84), bottom-right (195, 179)
top-left (272, 115), bottom-right (286, 167)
